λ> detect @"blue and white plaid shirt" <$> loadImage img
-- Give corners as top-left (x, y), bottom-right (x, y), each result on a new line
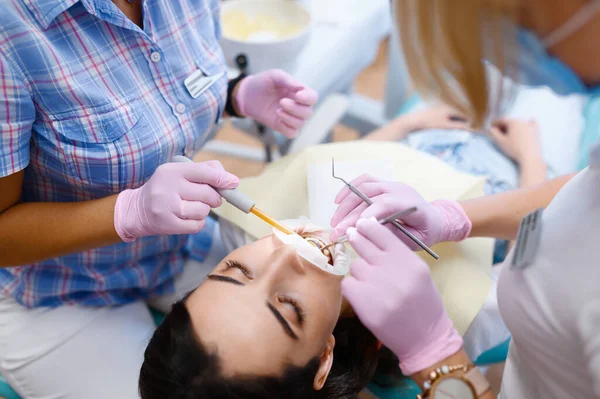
top-left (0, 0), bottom-right (227, 307)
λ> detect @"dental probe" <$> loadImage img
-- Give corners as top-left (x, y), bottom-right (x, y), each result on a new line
top-left (321, 207), bottom-right (418, 251)
top-left (171, 155), bottom-right (294, 235)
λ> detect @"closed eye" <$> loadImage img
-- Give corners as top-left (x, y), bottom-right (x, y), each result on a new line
top-left (278, 296), bottom-right (306, 326)
top-left (224, 260), bottom-right (253, 279)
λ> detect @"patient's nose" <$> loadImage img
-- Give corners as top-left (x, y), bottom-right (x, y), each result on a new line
top-left (267, 244), bottom-right (306, 278)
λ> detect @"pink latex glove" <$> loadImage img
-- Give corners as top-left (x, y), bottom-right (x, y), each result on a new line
top-left (342, 217), bottom-right (463, 375)
top-left (330, 174), bottom-right (472, 249)
top-left (114, 161), bottom-right (239, 242)
top-left (235, 69), bottom-right (318, 138)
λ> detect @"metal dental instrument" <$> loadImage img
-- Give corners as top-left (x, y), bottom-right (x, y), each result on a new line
top-left (321, 207), bottom-right (418, 251)
top-left (331, 159), bottom-right (440, 260)
top-left (171, 155), bottom-right (294, 235)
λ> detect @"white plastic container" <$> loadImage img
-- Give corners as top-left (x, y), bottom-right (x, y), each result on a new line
top-left (220, 0), bottom-right (312, 73)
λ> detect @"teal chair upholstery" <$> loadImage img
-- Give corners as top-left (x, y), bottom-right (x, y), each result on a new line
top-left (474, 339), bottom-right (511, 366)
top-left (0, 375), bottom-right (20, 399)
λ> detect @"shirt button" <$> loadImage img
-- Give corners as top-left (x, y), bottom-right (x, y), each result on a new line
top-left (150, 52), bottom-right (161, 63)
top-left (175, 103), bottom-right (186, 114)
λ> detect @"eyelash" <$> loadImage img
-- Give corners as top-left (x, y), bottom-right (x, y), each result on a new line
top-left (224, 260), bottom-right (252, 278)
top-left (279, 296), bottom-right (306, 325)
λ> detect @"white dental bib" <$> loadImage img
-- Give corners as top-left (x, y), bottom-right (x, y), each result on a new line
top-left (272, 219), bottom-right (349, 276)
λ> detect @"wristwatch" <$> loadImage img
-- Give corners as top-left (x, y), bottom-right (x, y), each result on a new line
top-left (417, 364), bottom-right (490, 399)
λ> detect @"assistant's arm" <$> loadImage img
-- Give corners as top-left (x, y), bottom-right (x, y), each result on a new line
top-left (0, 171), bottom-right (121, 267)
top-left (461, 173), bottom-right (574, 241)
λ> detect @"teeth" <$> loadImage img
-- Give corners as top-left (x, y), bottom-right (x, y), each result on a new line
top-left (304, 237), bottom-right (325, 249)
top-left (303, 237), bottom-right (333, 265)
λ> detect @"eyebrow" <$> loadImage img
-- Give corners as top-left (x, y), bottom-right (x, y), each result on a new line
top-left (206, 274), bottom-right (299, 341)
top-left (267, 301), bottom-right (299, 341)
top-left (206, 274), bottom-right (245, 286)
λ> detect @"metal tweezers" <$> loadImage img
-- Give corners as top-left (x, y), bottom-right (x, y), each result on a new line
top-left (331, 159), bottom-right (439, 260)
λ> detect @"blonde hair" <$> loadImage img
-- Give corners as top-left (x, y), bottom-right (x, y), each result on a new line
top-left (396, 0), bottom-right (521, 127)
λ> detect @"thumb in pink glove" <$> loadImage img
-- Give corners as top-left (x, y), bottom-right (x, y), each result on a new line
top-left (114, 160), bottom-right (239, 242)
top-left (330, 174), bottom-right (471, 249)
top-left (342, 217), bottom-right (463, 375)
top-left (235, 69), bottom-right (318, 138)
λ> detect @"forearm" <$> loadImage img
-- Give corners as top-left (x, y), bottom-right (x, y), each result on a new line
top-left (412, 349), bottom-right (496, 399)
top-left (0, 196), bottom-right (121, 267)
top-left (364, 114), bottom-right (420, 141)
top-left (461, 173), bottom-right (574, 240)
top-left (518, 158), bottom-right (548, 188)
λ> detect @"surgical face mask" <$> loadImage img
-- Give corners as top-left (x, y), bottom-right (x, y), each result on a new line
top-left (272, 219), bottom-right (350, 276)
top-left (515, 1), bottom-right (600, 95)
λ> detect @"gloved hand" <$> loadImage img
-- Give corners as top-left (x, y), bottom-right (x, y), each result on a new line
top-left (342, 217), bottom-right (463, 375)
top-left (330, 174), bottom-right (472, 249)
top-left (114, 160), bottom-right (239, 242)
top-left (235, 69), bottom-right (318, 138)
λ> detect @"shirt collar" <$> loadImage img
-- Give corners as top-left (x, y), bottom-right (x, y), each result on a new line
top-left (22, 0), bottom-right (95, 29)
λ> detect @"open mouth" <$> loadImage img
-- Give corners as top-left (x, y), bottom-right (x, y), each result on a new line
top-left (297, 232), bottom-right (334, 265)
top-left (272, 221), bottom-right (349, 275)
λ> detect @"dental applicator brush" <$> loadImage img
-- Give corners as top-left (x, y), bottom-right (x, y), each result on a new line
top-left (171, 155), bottom-right (294, 235)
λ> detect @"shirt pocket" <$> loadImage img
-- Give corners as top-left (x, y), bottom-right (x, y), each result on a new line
top-left (196, 58), bottom-right (228, 118)
top-left (184, 17), bottom-right (228, 119)
top-left (49, 104), bottom-right (161, 193)
top-left (192, 45), bottom-right (228, 147)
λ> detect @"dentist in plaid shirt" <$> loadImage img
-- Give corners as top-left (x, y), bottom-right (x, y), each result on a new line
top-left (0, 0), bottom-right (317, 397)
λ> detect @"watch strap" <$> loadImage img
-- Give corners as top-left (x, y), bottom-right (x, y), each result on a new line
top-left (417, 364), bottom-right (490, 399)
top-left (464, 366), bottom-right (490, 396)
top-left (225, 73), bottom-right (247, 118)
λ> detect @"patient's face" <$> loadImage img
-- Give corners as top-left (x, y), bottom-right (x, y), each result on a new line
top-left (186, 228), bottom-right (344, 378)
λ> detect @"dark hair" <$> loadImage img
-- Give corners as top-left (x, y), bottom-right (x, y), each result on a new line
top-left (139, 297), bottom-right (380, 399)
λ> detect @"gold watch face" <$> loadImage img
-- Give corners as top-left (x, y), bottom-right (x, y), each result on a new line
top-left (431, 377), bottom-right (476, 399)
